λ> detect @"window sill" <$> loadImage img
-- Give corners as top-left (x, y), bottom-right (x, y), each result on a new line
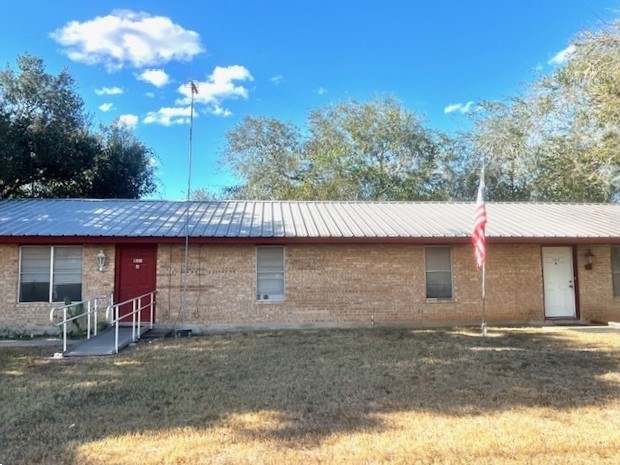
top-left (17, 301), bottom-right (55, 306)
top-left (256, 299), bottom-right (285, 304)
top-left (17, 300), bottom-right (77, 305)
top-left (425, 298), bottom-right (455, 303)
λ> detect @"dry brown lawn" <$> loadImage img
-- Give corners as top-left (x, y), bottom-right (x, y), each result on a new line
top-left (1, 326), bottom-right (619, 464)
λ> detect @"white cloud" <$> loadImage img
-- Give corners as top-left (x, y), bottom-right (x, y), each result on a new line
top-left (444, 101), bottom-right (475, 114)
top-left (316, 87), bottom-right (327, 95)
top-left (145, 92), bottom-right (155, 98)
top-left (99, 103), bottom-right (114, 112)
top-left (548, 44), bottom-right (576, 65)
top-left (138, 69), bottom-right (170, 87)
top-left (269, 74), bottom-right (284, 85)
top-left (143, 106), bottom-right (194, 126)
top-left (51, 9), bottom-right (204, 71)
top-left (176, 65), bottom-right (253, 106)
top-left (209, 105), bottom-right (232, 117)
top-left (118, 114), bottom-right (139, 128)
top-left (95, 86), bottom-right (123, 96)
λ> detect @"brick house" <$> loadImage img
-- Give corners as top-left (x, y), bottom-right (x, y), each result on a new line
top-left (0, 199), bottom-right (619, 333)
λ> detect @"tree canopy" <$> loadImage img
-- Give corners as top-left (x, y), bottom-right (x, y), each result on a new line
top-left (0, 55), bottom-right (156, 199)
top-left (215, 22), bottom-right (620, 203)
top-left (221, 98), bottom-right (467, 201)
top-left (467, 22), bottom-right (620, 202)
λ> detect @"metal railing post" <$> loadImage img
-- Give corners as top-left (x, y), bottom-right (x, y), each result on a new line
top-left (94, 298), bottom-right (98, 336)
top-left (115, 306), bottom-right (120, 354)
top-left (150, 291), bottom-right (154, 329)
top-left (63, 308), bottom-right (67, 353)
top-left (131, 300), bottom-right (136, 341)
top-left (137, 297), bottom-right (142, 339)
top-left (87, 301), bottom-right (92, 340)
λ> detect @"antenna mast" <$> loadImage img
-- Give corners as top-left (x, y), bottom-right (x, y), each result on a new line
top-left (181, 81), bottom-right (199, 324)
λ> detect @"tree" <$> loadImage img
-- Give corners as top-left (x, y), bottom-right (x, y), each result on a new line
top-left (220, 98), bottom-right (456, 200)
top-left (88, 123), bottom-right (156, 198)
top-left (0, 54), bottom-right (156, 199)
top-left (466, 99), bottom-right (540, 201)
top-left (222, 116), bottom-right (306, 199)
top-left (191, 187), bottom-right (237, 201)
top-left (536, 22), bottom-right (620, 201)
top-left (467, 22), bottom-right (620, 202)
top-left (305, 98), bottom-right (441, 200)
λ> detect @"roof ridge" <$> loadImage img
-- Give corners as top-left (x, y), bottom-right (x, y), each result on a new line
top-left (0, 198), bottom-right (617, 205)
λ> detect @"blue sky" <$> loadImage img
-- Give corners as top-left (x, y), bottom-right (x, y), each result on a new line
top-left (1, 0), bottom-right (617, 199)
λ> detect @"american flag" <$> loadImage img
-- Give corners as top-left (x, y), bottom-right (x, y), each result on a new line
top-left (472, 169), bottom-right (487, 270)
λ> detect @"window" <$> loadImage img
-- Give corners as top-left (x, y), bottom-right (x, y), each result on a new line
top-left (19, 246), bottom-right (82, 302)
top-left (257, 246), bottom-right (285, 300)
top-left (425, 246), bottom-right (453, 299)
top-left (612, 247), bottom-right (620, 298)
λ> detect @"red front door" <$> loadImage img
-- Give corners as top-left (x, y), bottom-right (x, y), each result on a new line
top-left (115, 245), bottom-right (157, 323)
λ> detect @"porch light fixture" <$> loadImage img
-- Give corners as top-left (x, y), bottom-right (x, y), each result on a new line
top-left (584, 249), bottom-right (594, 270)
top-left (97, 250), bottom-right (106, 272)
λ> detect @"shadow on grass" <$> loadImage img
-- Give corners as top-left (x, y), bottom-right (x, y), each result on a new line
top-left (1, 327), bottom-right (619, 463)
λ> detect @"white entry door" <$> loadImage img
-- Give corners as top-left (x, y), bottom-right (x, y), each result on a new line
top-left (542, 247), bottom-right (576, 318)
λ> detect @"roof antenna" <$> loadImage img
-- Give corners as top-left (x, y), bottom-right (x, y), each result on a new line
top-left (181, 80), bottom-right (199, 327)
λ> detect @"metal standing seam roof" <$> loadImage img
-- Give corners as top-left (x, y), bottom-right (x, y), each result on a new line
top-left (0, 199), bottom-right (619, 239)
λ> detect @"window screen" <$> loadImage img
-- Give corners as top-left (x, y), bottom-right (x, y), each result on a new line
top-left (20, 246), bottom-right (82, 302)
top-left (257, 247), bottom-right (284, 300)
top-left (425, 246), bottom-right (453, 299)
top-left (20, 247), bottom-right (52, 302)
top-left (52, 247), bottom-right (83, 302)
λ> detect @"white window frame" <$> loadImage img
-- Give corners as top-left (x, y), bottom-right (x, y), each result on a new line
top-left (612, 246), bottom-right (620, 298)
top-left (256, 246), bottom-right (285, 301)
top-left (424, 245), bottom-right (453, 300)
top-left (18, 245), bottom-right (83, 303)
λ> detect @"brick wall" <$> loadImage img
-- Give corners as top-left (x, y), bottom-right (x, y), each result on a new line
top-left (82, 244), bottom-right (116, 302)
top-left (155, 243), bottom-right (546, 327)
top-left (2, 241), bottom-right (618, 331)
top-left (576, 244), bottom-right (620, 322)
top-left (0, 244), bottom-right (115, 333)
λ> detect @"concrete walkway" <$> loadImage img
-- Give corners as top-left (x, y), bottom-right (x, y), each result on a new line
top-left (0, 325), bottom-right (152, 354)
top-left (545, 325), bottom-right (620, 335)
top-left (0, 338), bottom-right (67, 348)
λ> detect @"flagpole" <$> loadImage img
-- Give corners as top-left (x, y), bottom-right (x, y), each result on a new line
top-left (481, 158), bottom-right (487, 338)
top-left (472, 158), bottom-right (488, 338)
top-left (481, 262), bottom-right (487, 337)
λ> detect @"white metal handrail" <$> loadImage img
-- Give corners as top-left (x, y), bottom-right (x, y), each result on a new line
top-left (105, 290), bottom-right (158, 354)
top-left (49, 292), bottom-right (114, 353)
